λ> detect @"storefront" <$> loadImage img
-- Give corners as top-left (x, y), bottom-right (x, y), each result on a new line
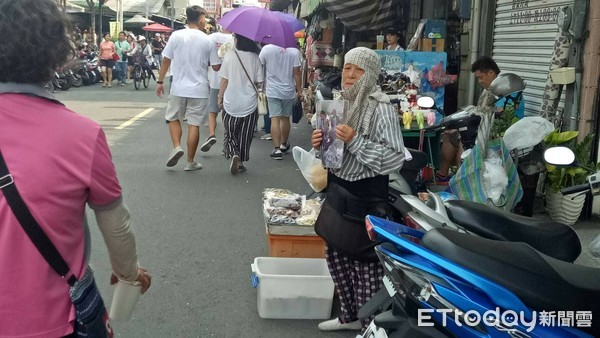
top-left (491, 0), bottom-right (574, 117)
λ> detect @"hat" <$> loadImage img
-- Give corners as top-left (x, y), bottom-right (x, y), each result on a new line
top-left (155, 33), bottom-right (160, 36)
top-left (138, 35), bottom-right (146, 41)
top-left (385, 27), bottom-right (401, 36)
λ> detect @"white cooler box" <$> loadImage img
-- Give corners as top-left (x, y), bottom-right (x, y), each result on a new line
top-left (251, 257), bottom-right (334, 319)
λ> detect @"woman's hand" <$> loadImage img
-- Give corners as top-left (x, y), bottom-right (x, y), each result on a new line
top-left (336, 124), bottom-right (356, 144)
top-left (111, 267), bottom-right (152, 294)
top-left (312, 129), bottom-right (323, 149)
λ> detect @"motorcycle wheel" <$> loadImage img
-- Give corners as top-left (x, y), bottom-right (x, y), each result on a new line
top-left (59, 76), bottom-right (73, 91)
top-left (52, 79), bottom-right (61, 92)
top-left (81, 74), bottom-right (92, 86)
top-left (72, 74), bottom-right (83, 87)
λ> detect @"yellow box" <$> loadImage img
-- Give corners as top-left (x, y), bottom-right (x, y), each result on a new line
top-left (421, 38), bottom-right (445, 52)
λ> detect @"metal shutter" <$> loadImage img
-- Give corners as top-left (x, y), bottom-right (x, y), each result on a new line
top-left (492, 0), bottom-right (573, 116)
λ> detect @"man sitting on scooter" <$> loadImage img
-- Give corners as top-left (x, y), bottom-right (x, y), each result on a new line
top-left (132, 36), bottom-right (157, 81)
top-left (437, 56), bottom-right (524, 181)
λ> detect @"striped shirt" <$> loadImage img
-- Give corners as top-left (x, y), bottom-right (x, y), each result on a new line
top-left (331, 102), bottom-right (406, 181)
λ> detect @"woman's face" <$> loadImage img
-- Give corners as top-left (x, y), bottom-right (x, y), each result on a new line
top-left (104, 34), bottom-right (111, 41)
top-left (386, 33), bottom-right (398, 45)
top-left (342, 63), bottom-right (365, 89)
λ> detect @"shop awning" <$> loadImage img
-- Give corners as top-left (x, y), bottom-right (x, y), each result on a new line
top-left (323, 0), bottom-right (395, 32)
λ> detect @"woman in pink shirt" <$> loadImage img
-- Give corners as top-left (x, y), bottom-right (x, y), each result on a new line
top-left (0, 1), bottom-right (151, 337)
top-left (99, 33), bottom-right (116, 87)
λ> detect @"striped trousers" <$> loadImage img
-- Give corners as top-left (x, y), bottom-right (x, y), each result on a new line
top-left (325, 245), bottom-right (384, 330)
top-left (222, 110), bottom-right (258, 162)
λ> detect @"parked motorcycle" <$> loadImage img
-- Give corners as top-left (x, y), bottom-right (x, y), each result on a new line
top-left (360, 146), bottom-right (600, 337)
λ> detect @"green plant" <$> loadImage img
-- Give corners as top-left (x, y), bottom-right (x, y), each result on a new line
top-left (490, 104), bottom-right (519, 139)
top-left (545, 130), bottom-right (600, 192)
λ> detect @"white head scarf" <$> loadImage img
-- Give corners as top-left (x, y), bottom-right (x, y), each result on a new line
top-left (341, 47), bottom-right (389, 136)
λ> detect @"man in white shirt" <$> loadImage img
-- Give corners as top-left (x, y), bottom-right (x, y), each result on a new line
top-left (259, 44), bottom-right (302, 160)
top-left (156, 5), bottom-right (220, 171)
top-left (200, 28), bottom-right (233, 152)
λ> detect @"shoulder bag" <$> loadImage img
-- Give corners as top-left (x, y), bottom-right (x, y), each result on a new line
top-left (0, 150), bottom-right (113, 338)
top-left (234, 50), bottom-right (268, 116)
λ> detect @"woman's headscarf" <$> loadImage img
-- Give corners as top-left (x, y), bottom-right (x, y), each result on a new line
top-left (341, 47), bottom-right (389, 136)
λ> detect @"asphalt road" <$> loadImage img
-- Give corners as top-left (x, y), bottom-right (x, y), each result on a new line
top-left (53, 82), bottom-right (600, 338)
top-left (54, 83), bottom-right (350, 338)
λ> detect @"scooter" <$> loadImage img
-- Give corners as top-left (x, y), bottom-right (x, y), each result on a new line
top-left (359, 146), bottom-right (600, 337)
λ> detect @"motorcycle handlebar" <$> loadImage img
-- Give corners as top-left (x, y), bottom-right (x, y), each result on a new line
top-left (561, 183), bottom-right (589, 195)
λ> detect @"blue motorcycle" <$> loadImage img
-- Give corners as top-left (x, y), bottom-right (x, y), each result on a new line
top-left (360, 214), bottom-right (599, 338)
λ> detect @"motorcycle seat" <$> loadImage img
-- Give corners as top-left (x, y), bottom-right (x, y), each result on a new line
top-left (445, 200), bottom-right (581, 262)
top-left (422, 228), bottom-right (600, 336)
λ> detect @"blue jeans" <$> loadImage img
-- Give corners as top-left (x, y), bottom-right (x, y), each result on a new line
top-left (116, 61), bottom-right (127, 83)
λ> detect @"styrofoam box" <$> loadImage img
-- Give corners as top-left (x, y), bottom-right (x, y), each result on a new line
top-left (251, 257), bottom-right (334, 319)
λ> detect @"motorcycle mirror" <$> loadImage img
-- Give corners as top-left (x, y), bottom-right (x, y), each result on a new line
top-left (544, 146), bottom-right (575, 166)
top-left (417, 96), bottom-right (435, 109)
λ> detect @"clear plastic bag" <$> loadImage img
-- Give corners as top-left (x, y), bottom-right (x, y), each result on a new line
top-left (292, 146), bottom-right (328, 192)
top-left (590, 234), bottom-right (600, 258)
top-left (503, 116), bottom-right (554, 151)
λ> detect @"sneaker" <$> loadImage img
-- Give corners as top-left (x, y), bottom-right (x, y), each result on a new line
top-left (317, 318), bottom-right (362, 331)
top-left (184, 161), bottom-right (203, 171)
top-left (230, 155), bottom-right (240, 175)
top-left (166, 146), bottom-right (184, 167)
top-left (200, 136), bottom-right (217, 152)
top-left (436, 173), bottom-right (453, 183)
top-left (261, 133), bottom-right (272, 141)
top-left (238, 165), bottom-right (247, 173)
top-left (270, 149), bottom-right (283, 160)
top-left (280, 142), bottom-right (290, 153)
top-left (119, 82), bottom-right (125, 86)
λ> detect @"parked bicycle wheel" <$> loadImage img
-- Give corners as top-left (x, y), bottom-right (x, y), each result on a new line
top-left (133, 65), bottom-right (142, 90)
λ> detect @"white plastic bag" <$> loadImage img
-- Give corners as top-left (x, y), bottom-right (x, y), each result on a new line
top-left (292, 146), bottom-right (327, 192)
top-left (503, 116), bottom-right (554, 151)
top-left (483, 150), bottom-right (508, 205)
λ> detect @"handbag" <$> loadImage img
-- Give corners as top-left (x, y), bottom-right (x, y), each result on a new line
top-left (112, 52), bottom-right (120, 61)
top-left (234, 50), bottom-right (268, 116)
top-left (0, 150), bottom-right (114, 338)
top-left (292, 98), bottom-right (303, 123)
top-left (314, 182), bottom-right (388, 261)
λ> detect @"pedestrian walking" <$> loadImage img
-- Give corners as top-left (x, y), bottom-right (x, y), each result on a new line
top-left (156, 5), bottom-right (220, 171)
top-left (0, 1), bottom-right (151, 337)
top-left (200, 28), bottom-right (233, 152)
top-left (217, 34), bottom-right (263, 174)
top-left (126, 33), bottom-right (137, 82)
top-left (151, 33), bottom-right (165, 71)
top-left (311, 47), bottom-right (406, 332)
top-left (259, 44), bottom-right (303, 160)
top-left (99, 32), bottom-right (116, 87)
top-left (115, 31), bottom-right (131, 86)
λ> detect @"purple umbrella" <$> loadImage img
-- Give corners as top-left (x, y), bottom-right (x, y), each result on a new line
top-left (272, 11), bottom-right (305, 33)
top-left (218, 7), bottom-right (297, 48)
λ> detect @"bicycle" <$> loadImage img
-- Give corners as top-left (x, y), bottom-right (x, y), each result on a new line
top-left (131, 54), bottom-right (150, 90)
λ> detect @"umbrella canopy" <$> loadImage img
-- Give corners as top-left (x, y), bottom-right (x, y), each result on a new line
top-left (142, 23), bottom-right (173, 33)
top-left (218, 7), bottom-right (297, 48)
top-left (272, 11), bottom-right (305, 33)
top-left (125, 14), bottom-right (154, 24)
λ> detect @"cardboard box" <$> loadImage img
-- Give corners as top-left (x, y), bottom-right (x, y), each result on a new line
top-left (421, 38), bottom-right (445, 52)
top-left (266, 226), bottom-right (326, 258)
top-left (422, 19), bottom-right (446, 39)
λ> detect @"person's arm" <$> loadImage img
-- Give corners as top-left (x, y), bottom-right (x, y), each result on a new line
top-left (156, 57), bottom-right (172, 97)
top-left (337, 103), bottom-right (406, 174)
top-left (293, 66), bottom-right (302, 100)
top-left (218, 78), bottom-right (228, 109)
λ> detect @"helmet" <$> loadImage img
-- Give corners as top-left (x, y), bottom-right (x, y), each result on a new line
top-left (489, 73), bottom-right (526, 98)
top-left (138, 35), bottom-right (146, 41)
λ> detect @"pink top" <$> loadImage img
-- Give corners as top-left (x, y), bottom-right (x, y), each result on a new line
top-left (0, 93), bottom-right (122, 337)
top-left (100, 40), bottom-right (115, 60)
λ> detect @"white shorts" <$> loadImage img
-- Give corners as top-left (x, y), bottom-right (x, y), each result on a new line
top-left (165, 96), bottom-right (208, 126)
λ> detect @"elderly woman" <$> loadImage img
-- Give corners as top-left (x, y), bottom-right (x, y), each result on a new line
top-left (312, 47), bottom-right (406, 331)
top-left (0, 1), bottom-right (150, 337)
